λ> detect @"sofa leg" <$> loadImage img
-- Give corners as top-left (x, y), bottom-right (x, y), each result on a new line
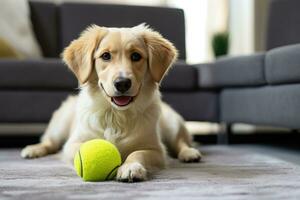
top-left (217, 123), bottom-right (232, 144)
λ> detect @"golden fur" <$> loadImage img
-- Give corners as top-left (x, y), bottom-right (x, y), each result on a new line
top-left (21, 24), bottom-right (201, 182)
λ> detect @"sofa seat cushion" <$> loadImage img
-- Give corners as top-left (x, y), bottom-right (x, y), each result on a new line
top-left (197, 53), bottom-right (266, 88)
top-left (161, 61), bottom-right (199, 91)
top-left (265, 44), bottom-right (300, 85)
top-left (0, 59), bottom-right (77, 89)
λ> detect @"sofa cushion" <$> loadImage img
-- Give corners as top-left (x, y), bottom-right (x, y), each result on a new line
top-left (196, 53), bottom-right (266, 88)
top-left (161, 61), bottom-right (198, 91)
top-left (60, 3), bottom-right (186, 60)
top-left (0, 91), bottom-right (71, 123)
top-left (0, 59), bottom-right (77, 89)
top-left (265, 44), bottom-right (300, 85)
top-left (29, 1), bottom-right (59, 57)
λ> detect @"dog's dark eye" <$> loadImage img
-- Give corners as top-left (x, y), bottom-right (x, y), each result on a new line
top-left (101, 52), bottom-right (111, 61)
top-left (131, 52), bottom-right (142, 62)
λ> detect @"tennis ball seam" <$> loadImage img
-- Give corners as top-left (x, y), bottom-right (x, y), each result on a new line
top-left (105, 165), bottom-right (120, 181)
top-left (78, 150), bottom-right (83, 178)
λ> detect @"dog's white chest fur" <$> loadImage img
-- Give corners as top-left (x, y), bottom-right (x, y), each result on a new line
top-left (104, 127), bottom-right (121, 143)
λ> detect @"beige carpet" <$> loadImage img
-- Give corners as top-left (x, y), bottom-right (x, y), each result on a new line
top-left (1, 145), bottom-right (300, 200)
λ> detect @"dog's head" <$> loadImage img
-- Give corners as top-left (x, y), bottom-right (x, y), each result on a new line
top-left (63, 24), bottom-right (177, 110)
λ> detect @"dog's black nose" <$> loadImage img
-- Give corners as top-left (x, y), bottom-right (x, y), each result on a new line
top-left (114, 77), bottom-right (132, 93)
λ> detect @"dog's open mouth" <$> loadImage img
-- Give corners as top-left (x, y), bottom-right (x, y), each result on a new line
top-left (111, 96), bottom-right (134, 107)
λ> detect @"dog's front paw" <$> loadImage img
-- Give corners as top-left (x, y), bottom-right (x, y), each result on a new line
top-left (116, 162), bottom-right (147, 182)
top-left (21, 144), bottom-right (48, 159)
top-left (178, 147), bottom-right (202, 163)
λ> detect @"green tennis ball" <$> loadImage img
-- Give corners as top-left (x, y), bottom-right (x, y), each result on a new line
top-left (74, 139), bottom-right (122, 182)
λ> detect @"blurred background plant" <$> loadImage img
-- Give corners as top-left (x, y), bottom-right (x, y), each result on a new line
top-left (212, 32), bottom-right (229, 58)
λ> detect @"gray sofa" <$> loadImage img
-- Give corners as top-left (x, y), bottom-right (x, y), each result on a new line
top-left (1, 0), bottom-right (299, 143)
top-left (0, 1), bottom-right (218, 125)
top-left (199, 0), bottom-right (300, 142)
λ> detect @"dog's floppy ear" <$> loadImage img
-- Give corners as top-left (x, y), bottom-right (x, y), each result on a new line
top-left (142, 26), bottom-right (178, 83)
top-left (62, 25), bottom-right (107, 84)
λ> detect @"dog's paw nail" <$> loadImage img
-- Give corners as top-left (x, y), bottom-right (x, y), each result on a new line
top-left (178, 148), bottom-right (202, 163)
top-left (116, 162), bottom-right (147, 182)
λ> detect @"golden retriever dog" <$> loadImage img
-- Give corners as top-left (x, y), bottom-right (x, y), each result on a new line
top-left (21, 24), bottom-right (202, 182)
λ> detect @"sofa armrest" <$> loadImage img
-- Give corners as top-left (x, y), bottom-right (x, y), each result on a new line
top-left (195, 53), bottom-right (266, 89)
top-left (265, 43), bottom-right (300, 85)
top-left (160, 60), bottom-right (199, 91)
top-left (194, 63), bottom-right (217, 89)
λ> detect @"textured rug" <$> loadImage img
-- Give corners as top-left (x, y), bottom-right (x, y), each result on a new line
top-left (1, 146), bottom-right (300, 200)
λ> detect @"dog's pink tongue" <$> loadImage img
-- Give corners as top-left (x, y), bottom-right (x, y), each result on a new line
top-left (112, 96), bottom-right (132, 106)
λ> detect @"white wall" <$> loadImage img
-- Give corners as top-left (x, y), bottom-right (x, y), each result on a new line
top-left (229, 0), bottom-right (254, 55)
top-left (206, 0), bottom-right (228, 61)
top-left (168, 0), bottom-right (208, 63)
top-left (168, 0), bottom-right (228, 63)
